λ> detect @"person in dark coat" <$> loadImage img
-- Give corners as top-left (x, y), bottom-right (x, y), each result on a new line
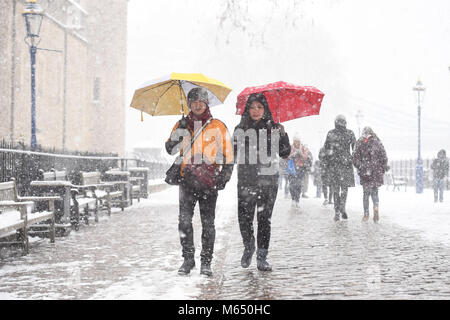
top-left (324, 115), bottom-right (356, 221)
top-left (352, 127), bottom-right (388, 222)
top-left (318, 147), bottom-right (333, 205)
top-left (278, 157), bottom-right (290, 197)
top-left (312, 160), bottom-right (322, 198)
top-left (430, 149), bottom-right (449, 203)
top-left (231, 93), bottom-right (291, 271)
top-left (165, 87), bottom-right (234, 277)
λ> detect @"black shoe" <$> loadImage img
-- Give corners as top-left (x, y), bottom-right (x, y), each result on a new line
top-left (256, 249), bottom-right (272, 272)
top-left (341, 212), bottom-right (348, 219)
top-left (200, 263), bottom-right (213, 277)
top-left (241, 242), bottom-right (255, 268)
top-left (334, 213), bottom-right (340, 221)
top-left (178, 258), bottom-right (195, 275)
top-left (257, 259), bottom-right (272, 272)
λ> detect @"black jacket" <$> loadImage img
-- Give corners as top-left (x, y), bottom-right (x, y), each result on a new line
top-left (431, 152), bottom-right (449, 180)
top-left (324, 123), bottom-right (356, 187)
top-left (231, 93), bottom-right (291, 187)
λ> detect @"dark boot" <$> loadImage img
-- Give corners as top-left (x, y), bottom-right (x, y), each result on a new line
top-left (200, 263), bottom-right (213, 277)
top-left (178, 257), bottom-right (195, 275)
top-left (341, 211), bottom-right (348, 220)
top-left (334, 212), bottom-right (340, 221)
top-left (256, 249), bottom-right (272, 272)
top-left (241, 239), bottom-right (256, 268)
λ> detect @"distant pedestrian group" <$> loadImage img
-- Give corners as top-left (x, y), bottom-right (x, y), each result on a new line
top-left (165, 87), bottom-right (449, 277)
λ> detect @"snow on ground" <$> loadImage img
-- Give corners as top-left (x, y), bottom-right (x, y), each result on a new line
top-left (88, 180), bottom-right (237, 300)
top-left (320, 182), bottom-right (450, 246)
top-left (1, 175), bottom-right (449, 300)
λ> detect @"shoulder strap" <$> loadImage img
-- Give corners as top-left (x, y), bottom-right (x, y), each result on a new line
top-left (182, 118), bottom-right (213, 157)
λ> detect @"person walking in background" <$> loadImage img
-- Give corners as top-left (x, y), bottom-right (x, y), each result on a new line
top-left (287, 136), bottom-right (312, 206)
top-left (318, 146), bottom-right (333, 205)
top-left (232, 93), bottom-right (291, 271)
top-left (352, 127), bottom-right (388, 222)
top-left (282, 157), bottom-right (290, 198)
top-left (430, 149), bottom-right (449, 203)
top-left (312, 160), bottom-right (322, 198)
top-left (165, 87), bottom-right (234, 277)
top-left (278, 157), bottom-right (289, 196)
top-left (301, 147), bottom-right (313, 198)
top-left (324, 115), bottom-right (356, 221)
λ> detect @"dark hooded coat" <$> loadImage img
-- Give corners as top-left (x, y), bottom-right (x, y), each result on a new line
top-left (431, 150), bottom-right (449, 180)
top-left (352, 135), bottom-right (388, 188)
top-left (232, 93), bottom-right (291, 187)
top-left (318, 147), bottom-right (332, 186)
top-left (324, 121), bottom-right (356, 188)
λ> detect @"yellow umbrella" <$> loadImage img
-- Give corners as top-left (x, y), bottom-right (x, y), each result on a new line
top-left (130, 73), bottom-right (232, 118)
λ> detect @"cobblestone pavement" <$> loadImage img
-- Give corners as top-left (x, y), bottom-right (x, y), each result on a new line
top-left (1, 185), bottom-right (450, 299)
top-left (209, 194), bottom-right (450, 299)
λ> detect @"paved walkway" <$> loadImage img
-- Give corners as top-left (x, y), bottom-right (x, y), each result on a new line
top-left (1, 184), bottom-right (450, 299)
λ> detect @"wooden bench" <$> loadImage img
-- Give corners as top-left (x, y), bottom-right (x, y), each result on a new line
top-left (30, 169), bottom-right (96, 232)
top-left (103, 169), bottom-right (131, 209)
top-left (76, 171), bottom-right (125, 215)
top-left (386, 173), bottom-right (408, 191)
top-left (0, 179), bottom-right (57, 255)
top-left (129, 167), bottom-right (149, 199)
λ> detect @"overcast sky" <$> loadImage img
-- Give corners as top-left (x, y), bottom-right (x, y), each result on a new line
top-left (125, 0), bottom-right (450, 160)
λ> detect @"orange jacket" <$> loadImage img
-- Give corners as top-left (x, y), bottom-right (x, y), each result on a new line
top-left (167, 119), bottom-right (234, 176)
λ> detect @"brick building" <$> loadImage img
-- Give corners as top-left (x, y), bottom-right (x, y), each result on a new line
top-left (0, 0), bottom-right (128, 155)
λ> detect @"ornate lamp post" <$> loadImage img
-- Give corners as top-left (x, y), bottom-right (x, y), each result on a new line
top-left (23, 0), bottom-right (44, 149)
top-left (413, 79), bottom-right (426, 194)
top-left (355, 109), bottom-right (364, 137)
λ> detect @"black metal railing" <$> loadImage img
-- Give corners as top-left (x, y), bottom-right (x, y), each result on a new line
top-left (0, 140), bottom-right (169, 196)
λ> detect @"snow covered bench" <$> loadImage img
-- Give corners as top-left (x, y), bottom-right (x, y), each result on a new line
top-left (0, 179), bottom-right (57, 255)
top-left (102, 169), bottom-right (132, 209)
top-left (129, 167), bottom-right (149, 199)
top-left (386, 173), bottom-right (407, 191)
top-left (75, 171), bottom-right (125, 216)
top-left (30, 169), bottom-right (95, 232)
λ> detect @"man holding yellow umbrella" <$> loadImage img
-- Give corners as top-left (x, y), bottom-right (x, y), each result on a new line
top-left (130, 73), bottom-right (234, 277)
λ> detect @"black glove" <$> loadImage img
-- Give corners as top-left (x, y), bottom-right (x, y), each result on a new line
top-left (165, 135), bottom-right (184, 155)
top-left (216, 179), bottom-right (227, 190)
top-left (216, 164), bottom-right (233, 190)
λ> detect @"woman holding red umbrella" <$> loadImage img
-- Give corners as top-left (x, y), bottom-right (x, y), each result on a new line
top-left (231, 93), bottom-right (291, 271)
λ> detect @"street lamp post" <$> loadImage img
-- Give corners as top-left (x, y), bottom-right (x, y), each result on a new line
top-left (355, 109), bottom-right (364, 137)
top-left (413, 79), bottom-right (426, 194)
top-left (23, 0), bottom-right (44, 149)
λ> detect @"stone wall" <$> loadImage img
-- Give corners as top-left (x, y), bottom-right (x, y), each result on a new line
top-left (0, 0), bottom-right (128, 155)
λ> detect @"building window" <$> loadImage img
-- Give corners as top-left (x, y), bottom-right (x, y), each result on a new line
top-left (93, 77), bottom-right (100, 102)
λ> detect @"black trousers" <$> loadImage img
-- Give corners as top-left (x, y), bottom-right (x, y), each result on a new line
top-left (288, 169), bottom-right (305, 202)
top-left (179, 184), bottom-right (218, 264)
top-left (322, 185), bottom-right (333, 202)
top-left (238, 185), bottom-right (278, 251)
top-left (333, 185), bottom-right (348, 214)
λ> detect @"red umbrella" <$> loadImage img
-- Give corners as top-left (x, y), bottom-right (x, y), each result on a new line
top-left (236, 81), bottom-right (325, 123)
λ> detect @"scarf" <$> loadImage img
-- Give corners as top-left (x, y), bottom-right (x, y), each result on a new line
top-left (186, 107), bottom-right (213, 132)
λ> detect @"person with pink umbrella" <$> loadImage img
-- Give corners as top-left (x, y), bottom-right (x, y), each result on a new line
top-left (231, 93), bottom-right (291, 271)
